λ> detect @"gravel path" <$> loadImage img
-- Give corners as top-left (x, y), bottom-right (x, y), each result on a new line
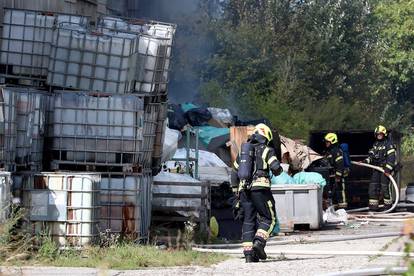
top-left (0, 221), bottom-right (408, 276)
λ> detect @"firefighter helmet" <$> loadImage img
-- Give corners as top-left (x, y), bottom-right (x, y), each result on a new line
top-left (324, 133), bottom-right (338, 144)
top-left (254, 123), bottom-right (273, 142)
top-left (375, 125), bottom-right (387, 136)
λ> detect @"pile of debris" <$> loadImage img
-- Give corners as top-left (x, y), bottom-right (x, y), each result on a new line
top-left (152, 102), bottom-right (326, 237)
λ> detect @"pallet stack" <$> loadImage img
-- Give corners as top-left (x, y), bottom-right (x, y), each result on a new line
top-left (0, 8), bottom-right (176, 246)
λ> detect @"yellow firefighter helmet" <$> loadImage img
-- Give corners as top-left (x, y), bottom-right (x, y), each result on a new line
top-left (324, 133), bottom-right (338, 144)
top-left (254, 123), bottom-right (273, 142)
top-left (375, 125), bottom-right (387, 136)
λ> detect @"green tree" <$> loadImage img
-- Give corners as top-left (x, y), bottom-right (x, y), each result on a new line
top-left (200, 0), bottom-right (389, 138)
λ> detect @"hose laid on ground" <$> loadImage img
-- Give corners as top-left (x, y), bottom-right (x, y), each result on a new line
top-left (352, 212), bottom-right (414, 218)
top-left (321, 267), bottom-right (408, 276)
top-left (348, 212), bottom-right (414, 223)
top-left (348, 161), bottom-right (399, 214)
top-left (192, 247), bottom-right (414, 258)
top-left (192, 232), bottom-right (402, 249)
top-left (353, 218), bottom-right (410, 222)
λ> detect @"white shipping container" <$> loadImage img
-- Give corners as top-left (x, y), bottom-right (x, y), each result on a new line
top-left (0, 172), bottom-right (12, 223)
top-left (22, 172), bottom-right (100, 247)
top-left (1, 9), bottom-right (88, 77)
top-left (48, 92), bottom-right (144, 165)
top-left (47, 26), bottom-right (138, 94)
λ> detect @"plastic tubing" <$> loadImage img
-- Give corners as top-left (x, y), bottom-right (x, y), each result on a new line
top-left (321, 267), bottom-right (408, 276)
top-left (192, 247), bottom-right (414, 258)
top-left (192, 232), bottom-right (401, 249)
top-left (348, 161), bottom-right (399, 214)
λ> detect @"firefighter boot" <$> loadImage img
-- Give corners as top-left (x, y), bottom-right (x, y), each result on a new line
top-left (253, 239), bottom-right (267, 260)
top-left (383, 198), bottom-right (393, 211)
top-left (244, 251), bottom-right (259, 263)
top-left (369, 199), bottom-right (379, 211)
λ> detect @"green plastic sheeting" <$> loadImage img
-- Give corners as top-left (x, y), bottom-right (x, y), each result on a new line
top-left (271, 172), bottom-right (295, 185)
top-left (196, 126), bottom-right (230, 146)
top-left (181, 102), bottom-right (198, 113)
top-left (293, 172), bottom-right (327, 187)
top-left (271, 171), bottom-right (326, 187)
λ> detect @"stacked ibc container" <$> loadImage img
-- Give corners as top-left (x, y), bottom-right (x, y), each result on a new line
top-left (0, 8), bottom-right (89, 85)
top-left (0, 8), bottom-right (176, 245)
top-left (93, 16), bottom-right (175, 240)
top-left (97, 16), bottom-right (175, 175)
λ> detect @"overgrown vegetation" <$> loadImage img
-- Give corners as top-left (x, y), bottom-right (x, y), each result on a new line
top-left (35, 245), bottom-right (226, 269)
top-left (196, 0), bottom-right (414, 139)
top-left (0, 209), bottom-right (227, 269)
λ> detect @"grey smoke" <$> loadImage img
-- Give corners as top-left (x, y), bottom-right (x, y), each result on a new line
top-left (130, 0), bottom-right (219, 104)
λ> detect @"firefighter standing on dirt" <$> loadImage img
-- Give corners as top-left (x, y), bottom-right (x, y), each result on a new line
top-left (231, 123), bottom-right (283, 263)
top-left (364, 125), bottom-right (397, 211)
top-left (324, 133), bottom-right (348, 209)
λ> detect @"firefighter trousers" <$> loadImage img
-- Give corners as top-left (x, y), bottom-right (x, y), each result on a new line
top-left (369, 170), bottom-right (392, 207)
top-left (330, 177), bottom-right (348, 208)
top-left (239, 189), bottom-right (276, 255)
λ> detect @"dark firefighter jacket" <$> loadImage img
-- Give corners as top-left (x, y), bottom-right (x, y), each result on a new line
top-left (231, 134), bottom-right (282, 191)
top-left (365, 138), bottom-right (397, 174)
top-left (325, 144), bottom-right (345, 178)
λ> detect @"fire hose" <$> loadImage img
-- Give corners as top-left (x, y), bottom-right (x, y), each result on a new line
top-left (348, 161), bottom-right (399, 214)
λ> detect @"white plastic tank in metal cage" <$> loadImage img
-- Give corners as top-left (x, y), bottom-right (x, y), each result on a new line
top-left (152, 103), bottom-right (168, 172)
top-left (47, 91), bottom-right (144, 170)
top-left (21, 172), bottom-right (101, 247)
top-left (0, 88), bottom-right (17, 170)
top-left (99, 172), bottom-right (152, 240)
top-left (141, 103), bottom-right (160, 168)
top-left (0, 172), bottom-right (12, 223)
top-left (97, 16), bottom-right (176, 94)
top-left (14, 88), bottom-right (48, 170)
top-left (0, 87), bottom-right (49, 171)
top-left (134, 34), bottom-right (172, 94)
top-left (0, 8), bottom-right (89, 79)
top-left (47, 24), bottom-right (138, 94)
top-left (140, 172), bottom-right (153, 239)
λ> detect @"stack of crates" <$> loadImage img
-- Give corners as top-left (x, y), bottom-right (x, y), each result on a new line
top-left (0, 8), bottom-right (176, 245)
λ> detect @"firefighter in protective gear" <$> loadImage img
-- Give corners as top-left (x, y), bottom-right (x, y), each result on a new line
top-left (364, 125), bottom-right (397, 211)
top-left (231, 123), bottom-right (282, 263)
top-left (324, 133), bottom-right (348, 209)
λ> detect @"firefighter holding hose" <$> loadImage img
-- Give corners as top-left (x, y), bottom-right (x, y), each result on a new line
top-left (231, 123), bottom-right (283, 263)
top-left (363, 125), bottom-right (397, 211)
